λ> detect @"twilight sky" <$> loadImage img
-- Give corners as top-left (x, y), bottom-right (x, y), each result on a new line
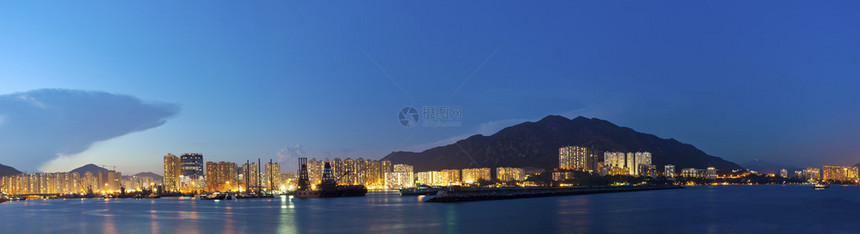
top-left (1, 1), bottom-right (859, 174)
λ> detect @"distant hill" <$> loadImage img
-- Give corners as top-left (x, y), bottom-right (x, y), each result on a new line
top-left (855, 162), bottom-right (860, 168)
top-left (382, 115), bottom-right (743, 172)
top-left (69, 164), bottom-right (109, 175)
top-left (133, 172), bottom-right (162, 178)
top-left (742, 159), bottom-right (801, 174)
top-left (128, 172), bottom-right (163, 180)
top-left (0, 163), bottom-right (22, 176)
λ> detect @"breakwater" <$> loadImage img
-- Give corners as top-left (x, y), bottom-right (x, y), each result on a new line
top-left (425, 185), bottom-right (683, 202)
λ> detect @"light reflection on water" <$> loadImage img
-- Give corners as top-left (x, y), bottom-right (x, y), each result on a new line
top-left (2, 186), bottom-right (860, 233)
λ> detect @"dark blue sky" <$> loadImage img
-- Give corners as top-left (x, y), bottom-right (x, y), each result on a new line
top-left (1, 1), bottom-right (858, 173)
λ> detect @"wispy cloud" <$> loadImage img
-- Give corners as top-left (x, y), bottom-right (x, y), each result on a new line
top-left (0, 89), bottom-right (180, 171)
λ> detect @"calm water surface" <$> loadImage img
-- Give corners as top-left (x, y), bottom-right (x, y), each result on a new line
top-left (2, 185), bottom-right (859, 233)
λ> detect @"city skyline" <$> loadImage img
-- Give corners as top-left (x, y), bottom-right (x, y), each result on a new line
top-left (2, 1), bottom-right (860, 175)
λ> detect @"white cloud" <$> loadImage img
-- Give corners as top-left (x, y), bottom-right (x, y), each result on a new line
top-left (277, 144), bottom-right (306, 173)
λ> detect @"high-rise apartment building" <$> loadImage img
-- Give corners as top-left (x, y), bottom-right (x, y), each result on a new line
top-left (205, 161), bottom-right (238, 192)
top-left (264, 162), bottom-right (282, 191)
top-left (180, 153), bottom-right (204, 180)
top-left (385, 164), bottom-right (414, 189)
top-left (706, 167), bottom-right (717, 179)
top-left (634, 152), bottom-right (652, 175)
top-left (163, 153), bottom-right (181, 192)
top-left (559, 146), bottom-right (598, 172)
top-left (242, 162), bottom-right (260, 191)
top-left (822, 166), bottom-right (859, 182)
top-left (664, 164), bottom-right (675, 178)
top-left (462, 168), bottom-right (491, 184)
top-left (496, 167), bottom-right (524, 182)
top-left (804, 168), bottom-right (821, 180)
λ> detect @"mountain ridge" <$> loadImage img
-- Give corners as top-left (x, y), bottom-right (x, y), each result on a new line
top-left (0, 163), bottom-right (22, 177)
top-left (382, 115), bottom-right (742, 172)
top-left (69, 164), bottom-right (109, 175)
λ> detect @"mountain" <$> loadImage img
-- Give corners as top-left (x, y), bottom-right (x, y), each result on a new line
top-left (69, 164), bottom-right (109, 175)
top-left (855, 163), bottom-right (860, 168)
top-left (742, 159), bottom-right (801, 174)
top-left (132, 172), bottom-right (162, 178)
top-left (130, 172), bottom-right (162, 180)
top-left (382, 115), bottom-right (742, 172)
top-left (0, 163), bottom-right (22, 176)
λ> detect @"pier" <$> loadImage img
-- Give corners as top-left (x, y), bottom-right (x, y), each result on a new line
top-left (425, 185), bottom-right (683, 202)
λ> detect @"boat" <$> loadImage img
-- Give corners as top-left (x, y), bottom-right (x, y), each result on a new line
top-left (235, 193), bottom-right (275, 199)
top-left (294, 160), bottom-right (368, 198)
top-left (813, 183), bottom-right (829, 190)
top-left (295, 185), bottom-right (368, 198)
top-left (200, 192), bottom-right (232, 200)
top-left (399, 187), bottom-right (442, 196)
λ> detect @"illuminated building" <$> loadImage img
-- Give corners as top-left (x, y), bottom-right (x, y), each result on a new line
top-left (163, 153), bottom-right (181, 192)
top-left (681, 168), bottom-right (705, 178)
top-left (804, 168), bottom-right (821, 180)
top-left (639, 164), bottom-right (657, 178)
top-left (340, 158), bottom-right (353, 185)
top-left (606, 167), bottom-right (629, 176)
top-left (626, 152), bottom-right (636, 175)
top-left (559, 146), bottom-right (598, 172)
top-left (780, 169), bottom-right (788, 178)
top-left (206, 161), bottom-right (238, 192)
top-left (370, 160), bottom-right (393, 188)
top-left (604, 152), bottom-right (626, 168)
top-left (706, 167), bottom-right (717, 179)
top-left (416, 171), bottom-right (433, 186)
top-left (354, 158), bottom-right (368, 185)
top-left (601, 151), bottom-right (653, 177)
top-left (634, 152), bottom-right (652, 176)
top-left (441, 169), bottom-right (460, 184)
top-left (496, 167), bottom-right (524, 182)
top-left (264, 161), bottom-right (282, 191)
top-left (294, 157), bottom-right (396, 188)
top-left (385, 164), bottom-right (414, 189)
top-left (205, 162), bottom-right (218, 191)
top-left (430, 171), bottom-right (451, 186)
top-left (107, 170), bottom-right (122, 192)
top-left (180, 153), bottom-right (204, 180)
top-left (552, 171), bottom-right (574, 181)
top-left (665, 164), bottom-right (675, 178)
top-left (559, 147), bottom-right (574, 170)
top-left (821, 166), bottom-right (859, 182)
top-left (242, 162), bottom-right (260, 191)
top-left (178, 153), bottom-right (204, 191)
top-left (461, 168), bottom-right (491, 184)
top-left (0, 171), bottom-right (123, 195)
top-left (84, 171), bottom-right (97, 192)
top-left (123, 175), bottom-right (156, 192)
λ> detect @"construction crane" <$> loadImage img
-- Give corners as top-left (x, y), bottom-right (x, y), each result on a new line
top-left (100, 165), bottom-right (117, 171)
top-left (333, 171), bottom-right (351, 184)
